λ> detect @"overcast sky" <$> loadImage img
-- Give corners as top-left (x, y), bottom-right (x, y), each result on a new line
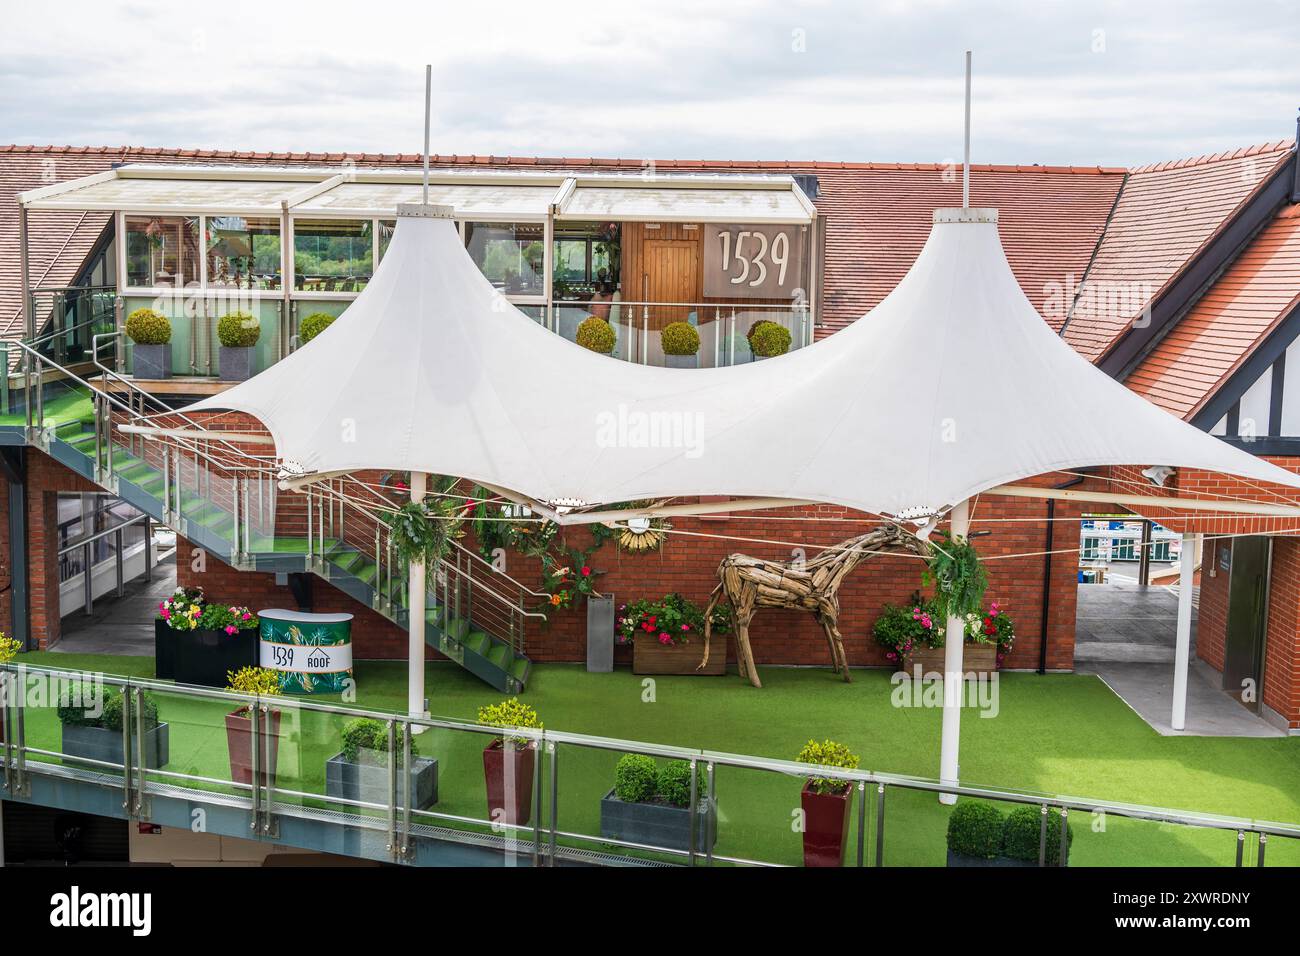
top-left (2, 0), bottom-right (1297, 167)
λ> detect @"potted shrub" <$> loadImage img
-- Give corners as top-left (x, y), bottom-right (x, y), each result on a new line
top-left (1003, 805), bottom-right (1072, 867)
top-left (154, 585), bottom-right (206, 680)
top-left (749, 320), bottom-right (791, 360)
top-left (966, 601), bottom-right (1016, 669)
top-left (58, 683), bottom-right (169, 769)
top-left (224, 666), bottom-right (283, 788)
top-left (325, 717), bottom-right (439, 811)
top-left (661, 321), bottom-right (700, 369)
top-left (125, 307), bottom-right (172, 379)
top-left (217, 310), bottom-right (261, 381)
top-left (478, 697), bottom-right (542, 826)
top-left (599, 754), bottom-right (716, 852)
top-left (796, 739), bottom-right (859, 867)
top-left (298, 311), bottom-right (337, 346)
top-left (0, 633), bottom-right (21, 744)
top-left (872, 599), bottom-right (943, 672)
top-left (170, 604), bottom-right (259, 688)
top-left (945, 800), bottom-right (1008, 866)
top-left (621, 593), bottom-right (730, 676)
top-left (576, 315), bottom-right (616, 355)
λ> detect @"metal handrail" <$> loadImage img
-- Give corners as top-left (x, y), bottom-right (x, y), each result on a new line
top-left (6, 659), bottom-right (1300, 869)
top-left (55, 513), bottom-right (150, 557)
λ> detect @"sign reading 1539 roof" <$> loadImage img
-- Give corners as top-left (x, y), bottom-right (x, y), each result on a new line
top-left (704, 224), bottom-right (806, 299)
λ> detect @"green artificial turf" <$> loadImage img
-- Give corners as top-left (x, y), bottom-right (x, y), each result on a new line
top-left (0, 384), bottom-right (95, 427)
top-left (14, 652), bottom-right (1300, 867)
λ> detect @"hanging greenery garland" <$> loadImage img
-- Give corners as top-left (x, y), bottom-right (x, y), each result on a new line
top-left (922, 531), bottom-right (988, 620)
top-left (386, 491), bottom-right (464, 587)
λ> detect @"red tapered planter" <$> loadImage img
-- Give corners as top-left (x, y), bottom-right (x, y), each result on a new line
top-left (225, 707), bottom-right (282, 788)
top-left (483, 738), bottom-right (536, 826)
top-left (801, 780), bottom-right (853, 867)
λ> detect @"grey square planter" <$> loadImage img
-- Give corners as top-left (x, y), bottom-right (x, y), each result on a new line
top-left (325, 751), bottom-right (439, 810)
top-left (220, 346), bottom-right (256, 381)
top-left (946, 849), bottom-right (1065, 867)
top-left (586, 595), bottom-right (615, 673)
top-left (132, 343), bottom-right (171, 379)
top-left (664, 353), bottom-right (698, 369)
top-left (599, 788), bottom-right (717, 853)
top-left (62, 722), bottom-right (170, 770)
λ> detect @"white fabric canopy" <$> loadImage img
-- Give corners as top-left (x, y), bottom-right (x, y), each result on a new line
top-left (189, 206), bottom-right (1300, 516)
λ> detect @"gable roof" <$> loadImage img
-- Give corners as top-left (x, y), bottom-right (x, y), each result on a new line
top-left (1127, 203), bottom-right (1300, 419)
top-left (1060, 141), bottom-right (1295, 364)
top-left (0, 144), bottom-right (1124, 347)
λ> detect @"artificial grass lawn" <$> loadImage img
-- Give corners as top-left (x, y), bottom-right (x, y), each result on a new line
top-left (16, 652), bottom-right (1300, 867)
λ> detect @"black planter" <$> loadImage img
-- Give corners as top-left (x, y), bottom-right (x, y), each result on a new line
top-left (946, 848), bottom-right (1064, 867)
top-left (62, 722), bottom-right (170, 769)
top-left (173, 627), bottom-right (258, 688)
top-left (599, 788), bottom-right (717, 853)
top-left (154, 619), bottom-right (175, 680)
top-left (325, 752), bottom-right (439, 810)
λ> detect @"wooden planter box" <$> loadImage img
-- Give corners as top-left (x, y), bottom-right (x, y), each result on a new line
top-left (599, 788), bottom-right (716, 852)
top-left (632, 635), bottom-right (725, 676)
top-left (800, 780), bottom-right (853, 867)
top-left (173, 627), bottom-right (258, 688)
top-left (325, 752), bottom-right (439, 810)
top-left (900, 643), bottom-right (997, 678)
top-left (62, 722), bottom-right (170, 770)
top-left (483, 739), bottom-right (536, 826)
top-left (225, 707), bottom-right (282, 787)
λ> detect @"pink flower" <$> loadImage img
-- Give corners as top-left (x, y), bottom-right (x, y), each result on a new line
top-left (161, 609), bottom-right (170, 619)
top-left (680, 623), bottom-right (689, 631)
top-left (242, 612), bottom-right (251, 621)
top-left (885, 651), bottom-right (898, 661)
top-left (658, 633), bottom-right (672, 645)
top-left (224, 625), bottom-right (237, 635)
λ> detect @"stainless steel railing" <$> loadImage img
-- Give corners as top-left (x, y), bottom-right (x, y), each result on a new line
top-left (3, 660), bottom-right (1297, 868)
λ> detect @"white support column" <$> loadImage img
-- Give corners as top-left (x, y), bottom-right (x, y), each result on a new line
top-left (1171, 532), bottom-right (1198, 732)
top-left (408, 471), bottom-right (428, 721)
top-left (938, 498), bottom-right (970, 805)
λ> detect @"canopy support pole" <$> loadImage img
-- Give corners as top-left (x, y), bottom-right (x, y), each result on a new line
top-left (962, 50), bottom-right (971, 209)
top-left (1171, 532), bottom-right (1198, 732)
top-left (938, 498), bottom-right (970, 805)
top-left (408, 471), bottom-right (428, 723)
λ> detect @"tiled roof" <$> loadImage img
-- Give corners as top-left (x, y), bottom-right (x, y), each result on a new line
top-left (1060, 141), bottom-right (1295, 362)
top-left (0, 145), bottom-right (1125, 347)
top-left (1127, 204), bottom-right (1300, 420)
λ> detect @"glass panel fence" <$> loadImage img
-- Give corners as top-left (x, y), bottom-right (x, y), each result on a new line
top-left (6, 662), bottom-right (1299, 868)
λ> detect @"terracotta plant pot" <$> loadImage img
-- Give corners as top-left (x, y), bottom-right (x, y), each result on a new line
top-left (483, 738), bottom-right (536, 826)
top-left (800, 780), bottom-right (853, 867)
top-left (225, 706), bottom-right (282, 787)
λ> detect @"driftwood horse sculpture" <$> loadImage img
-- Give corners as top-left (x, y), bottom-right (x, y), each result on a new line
top-left (699, 524), bottom-right (927, 687)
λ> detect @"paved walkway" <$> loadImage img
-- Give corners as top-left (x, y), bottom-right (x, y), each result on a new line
top-left (53, 555), bottom-right (176, 655)
top-left (1075, 581), bottom-right (1283, 737)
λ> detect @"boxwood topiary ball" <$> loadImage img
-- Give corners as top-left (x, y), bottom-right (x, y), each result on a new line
top-left (661, 321), bottom-right (700, 356)
top-left (576, 315), bottom-right (616, 354)
top-left (613, 752), bottom-right (657, 803)
top-left (125, 308), bottom-right (171, 345)
top-left (217, 311), bottom-right (261, 348)
top-left (656, 759), bottom-right (703, 807)
top-left (750, 321), bottom-right (792, 357)
top-left (946, 800), bottom-right (1005, 859)
top-left (299, 311), bottom-right (337, 344)
top-left (1002, 805), bottom-right (1072, 865)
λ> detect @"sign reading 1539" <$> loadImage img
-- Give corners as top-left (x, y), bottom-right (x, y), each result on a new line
top-left (704, 224), bottom-right (805, 298)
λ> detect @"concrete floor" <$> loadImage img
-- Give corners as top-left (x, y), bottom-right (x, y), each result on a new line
top-left (1075, 581), bottom-right (1283, 737)
top-left (53, 554), bottom-right (176, 655)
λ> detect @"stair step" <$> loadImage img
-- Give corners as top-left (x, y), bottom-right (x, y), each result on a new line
top-left (441, 617), bottom-right (469, 642)
top-left (510, 655), bottom-right (531, 682)
top-left (485, 641), bottom-right (511, 671)
top-left (463, 630), bottom-right (492, 657)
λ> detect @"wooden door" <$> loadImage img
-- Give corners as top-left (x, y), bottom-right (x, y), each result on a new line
top-left (643, 239), bottom-right (699, 328)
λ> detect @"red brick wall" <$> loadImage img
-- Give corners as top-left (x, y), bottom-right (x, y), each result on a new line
top-left (1197, 536), bottom-right (1228, 672)
top-left (1261, 538), bottom-right (1300, 725)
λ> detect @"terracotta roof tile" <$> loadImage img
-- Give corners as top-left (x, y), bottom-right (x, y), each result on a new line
top-left (1062, 142), bottom-right (1295, 362)
top-left (1127, 204), bottom-right (1300, 420)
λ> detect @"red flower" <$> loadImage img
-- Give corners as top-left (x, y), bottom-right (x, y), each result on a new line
top-left (581, 566), bottom-right (592, 576)
top-left (641, 622), bottom-right (654, 632)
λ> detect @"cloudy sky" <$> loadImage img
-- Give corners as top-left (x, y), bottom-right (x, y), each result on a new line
top-left (2, 0), bottom-right (1297, 167)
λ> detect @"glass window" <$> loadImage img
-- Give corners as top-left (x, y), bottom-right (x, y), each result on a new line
top-left (464, 222), bottom-right (545, 296)
top-left (124, 216), bottom-right (200, 288)
top-left (206, 216), bottom-right (282, 290)
top-left (293, 219), bottom-right (374, 292)
top-left (378, 220), bottom-right (396, 262)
